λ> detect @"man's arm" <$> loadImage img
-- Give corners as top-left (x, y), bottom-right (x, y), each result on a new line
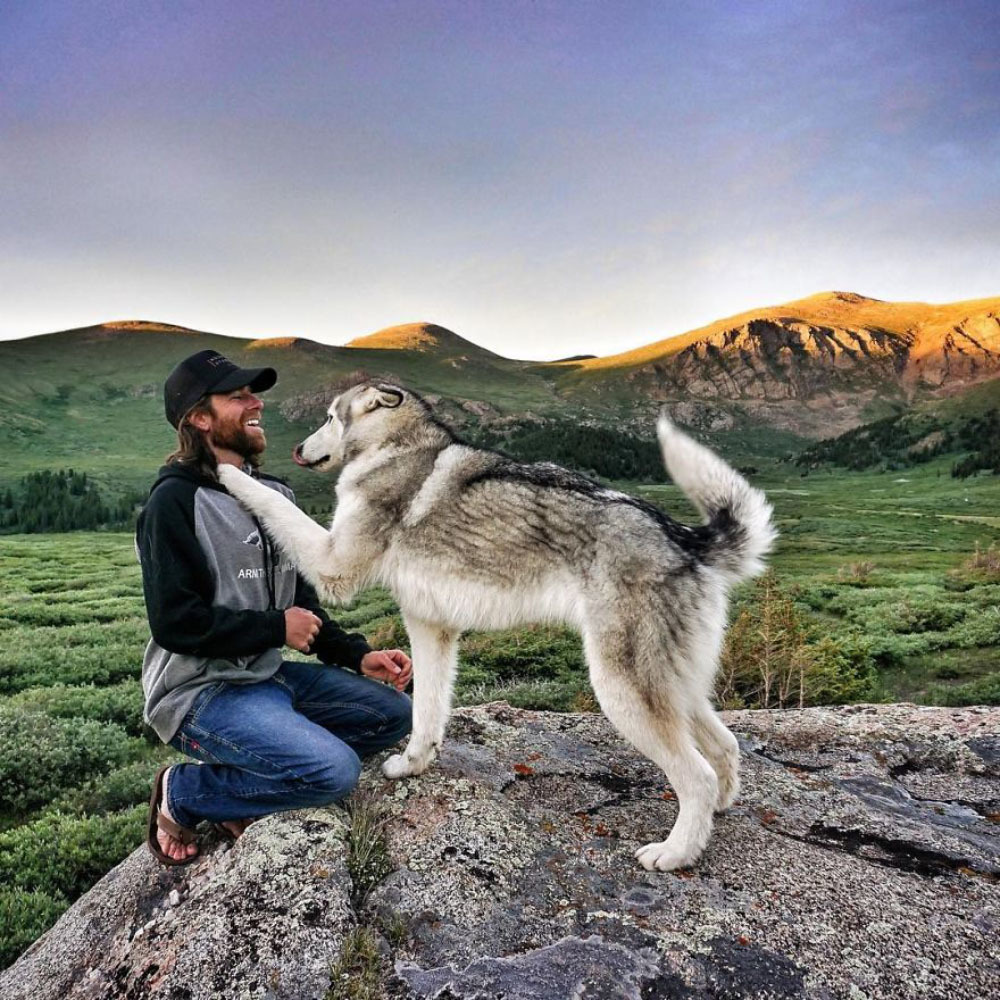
top-left (138, 484), bottom-right (286, 658)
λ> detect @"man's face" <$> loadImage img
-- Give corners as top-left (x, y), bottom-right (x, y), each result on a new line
top-left (202, 386), bottom-right (266, 458)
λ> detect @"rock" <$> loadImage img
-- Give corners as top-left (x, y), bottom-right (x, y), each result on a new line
top-left (1, 808), bottom-right (353, 1000)
top-left (3, 703), bottom-right (999, 999)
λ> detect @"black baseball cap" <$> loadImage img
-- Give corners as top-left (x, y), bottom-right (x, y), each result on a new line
top-left (164, 350), bottom-right (277, 428)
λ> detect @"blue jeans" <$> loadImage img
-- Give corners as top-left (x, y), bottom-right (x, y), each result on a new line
top-left (165, 660), bottom-right (412, 828)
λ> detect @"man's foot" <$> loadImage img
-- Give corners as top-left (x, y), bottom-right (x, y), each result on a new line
top-left (158, 768), bottom-right (199, 861)
top-left (214, 818), bottom-right (255, 840)
top-left (147, 765), bottom-right (199, 866)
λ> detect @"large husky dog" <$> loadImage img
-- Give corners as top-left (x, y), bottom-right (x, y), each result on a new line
top-left (217, 382), bottom-right (775, 870)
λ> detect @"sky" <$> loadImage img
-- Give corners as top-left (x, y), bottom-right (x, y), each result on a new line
top-left (2, 1), bottom-right (998, 360)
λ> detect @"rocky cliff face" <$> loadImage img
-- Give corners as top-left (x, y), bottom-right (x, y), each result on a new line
top-left (3, 702), bottom-right (998, 1000)
top-left (564, 294), bottom-right (1000, 437)
top-left (623, 319), bottom-right (913, 437)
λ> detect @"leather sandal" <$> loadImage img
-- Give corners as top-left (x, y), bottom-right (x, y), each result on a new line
top-left (147, 765), bottom-right (199, 866)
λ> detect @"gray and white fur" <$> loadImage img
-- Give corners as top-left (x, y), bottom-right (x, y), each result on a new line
top-left (217, 382), bottom-right (776, 870)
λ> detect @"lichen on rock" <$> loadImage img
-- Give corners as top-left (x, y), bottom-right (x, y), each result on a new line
top-left (2, 703), bottom-right (998, 999)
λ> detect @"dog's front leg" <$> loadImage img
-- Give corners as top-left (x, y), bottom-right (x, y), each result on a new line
top-left (216, 464), bottom-right (334, 592)
top-left (382, 615), bottom-right (459, 779)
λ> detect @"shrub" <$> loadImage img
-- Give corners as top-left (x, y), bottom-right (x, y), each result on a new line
top-left (460, 625), bottom-right (584, 685)
top-left (964, 542), bottom-right (1000, 578)
top-left (0, 806), bottom-right (145, 901)
top-left (0, 707), bottom-right (140, 815)
top-left (0, 889), bottom-right (67, 970)
top-left (838, 560), bottom-right (876, 582)
top-left (52, 760), bottom-right (162, 816)
top-left (924, 673), bottom-right (1000, 707)
top-left (366, 616), bottom-right (408, 651)
top-left (944, 607), bottom-right (1000, 648)
top-left (334, 591), bottom-right (400, 630)
top-left (0, 634), bottom-right (144, 694)
top-left (455, 678), bottom-right (589, 712)
top-left (799, 635), bottom-right (877, 705)
top-left (8, 681), bottom-right (145, 736)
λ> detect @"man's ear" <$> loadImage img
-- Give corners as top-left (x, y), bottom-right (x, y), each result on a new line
top-left (187, 411), bottom-right (212, 432)
top-left (363, 386), bottom-right (404, 412)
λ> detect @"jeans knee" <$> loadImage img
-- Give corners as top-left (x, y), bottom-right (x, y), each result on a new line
top-left (386, 694), bottom-right (412, 742)
top-left (309, 749), bottom-right (362, 803)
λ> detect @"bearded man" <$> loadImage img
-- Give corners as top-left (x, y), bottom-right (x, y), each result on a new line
top-left (137, 350), bottom-right (412, 865)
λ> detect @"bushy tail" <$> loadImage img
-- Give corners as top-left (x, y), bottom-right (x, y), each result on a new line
top-left (657, 412), bottom-right (776, 583)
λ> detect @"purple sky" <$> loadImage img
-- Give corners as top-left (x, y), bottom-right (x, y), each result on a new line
top-left (2, 1), bottom-right (998, 359)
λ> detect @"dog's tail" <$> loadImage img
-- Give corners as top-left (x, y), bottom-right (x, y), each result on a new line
top-left (657, 412), bottom-right (776, 583)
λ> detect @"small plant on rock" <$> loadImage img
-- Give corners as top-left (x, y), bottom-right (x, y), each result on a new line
top-left (345, 793), bottom-right (392, 906)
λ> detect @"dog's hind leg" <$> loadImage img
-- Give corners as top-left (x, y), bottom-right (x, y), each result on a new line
top-left (690, 702), bottom-right (741, 812)
top-left (584, 629), bottom-right (718, 871)
top-left (382, 615), bottom-right (459, 780)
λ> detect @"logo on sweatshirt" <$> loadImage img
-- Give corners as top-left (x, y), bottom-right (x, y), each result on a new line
top-left (242, 529), bottom-right (262, 549)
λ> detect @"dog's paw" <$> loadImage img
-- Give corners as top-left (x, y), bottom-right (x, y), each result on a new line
top-left (635, 839), bottom-right (698, 872)
top-left (716, 774), bottom-right (740, 812)
top-left (382, 753), bottom-right (423, 780)
top-left (216, 464), bottom-right (249, 493)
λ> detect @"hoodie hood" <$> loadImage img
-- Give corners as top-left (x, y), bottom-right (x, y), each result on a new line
top-left (147, 461), bottom-right (225, 500)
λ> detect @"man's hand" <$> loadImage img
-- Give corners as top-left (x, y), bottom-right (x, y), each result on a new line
top-left (285, 606), bottom-right (322, 652)
top-left (360, 649), bottom-right (412, 691)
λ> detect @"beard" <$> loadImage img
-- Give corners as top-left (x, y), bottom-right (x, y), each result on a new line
top-left (209, 417), bottom-right (266, 459)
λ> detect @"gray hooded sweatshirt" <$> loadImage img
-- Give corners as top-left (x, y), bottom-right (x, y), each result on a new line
top-left (135, 462), bottom-right (370, 742)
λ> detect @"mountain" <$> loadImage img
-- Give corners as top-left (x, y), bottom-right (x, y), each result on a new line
top-left (552, 292), bottom-right (1000, 436)
top-left (0, 320), bottom-right (560, 496)
top-left (1, 294), bottom-right (997, 490)
top-left (345, 322), bottom-right (501, 358)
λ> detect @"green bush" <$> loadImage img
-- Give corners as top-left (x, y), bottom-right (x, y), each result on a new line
top-left (0, 637), bottom-right (143, 694)
top-left (8, 681), bottom-right (145, 736)
top-left (0, 806), bottom-right (145, 901)
top-left (924, 672), bottom-right (1000, 707)
top-left (455, 678), bottom-right (591, 712)
top-left (334, 591), bottom-right (400, 630)
top-left (800, 636), bottom-right (877, 705)
top-left (0, 707), bottom-right (140, 814)
top-left (0, 889), bottom-right (67, 969)
top-left (944, 607), bottom-right (1000, 648)
top-left (52, 760), bottom-right (161, 816)
top-left (460, 625), bottom-right (584, 685)
top-left (847, 597), bottom-right (966, 635)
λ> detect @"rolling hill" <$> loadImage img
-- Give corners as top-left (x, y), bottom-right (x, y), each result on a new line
top-left (1, 293), bottom-right (997, 498)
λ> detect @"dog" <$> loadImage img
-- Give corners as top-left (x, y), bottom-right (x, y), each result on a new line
top-left (217, 382), bottom-right (775, 870)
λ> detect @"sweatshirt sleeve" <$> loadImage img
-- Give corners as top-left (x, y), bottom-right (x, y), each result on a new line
top-left (294, 574), bottom-right (372, 671)
top-left (137, 482), bottom-right (287, 659)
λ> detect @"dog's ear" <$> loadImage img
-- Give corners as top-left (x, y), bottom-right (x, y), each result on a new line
top-left (363, 386), bottom-right (404, 412)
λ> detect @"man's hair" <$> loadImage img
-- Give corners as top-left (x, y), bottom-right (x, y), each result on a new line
top-left (165, 396), bottom-right (261, 477)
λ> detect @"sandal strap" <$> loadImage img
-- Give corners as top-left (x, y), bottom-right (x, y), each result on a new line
top-left (157, 810), bottom-right (198, 845)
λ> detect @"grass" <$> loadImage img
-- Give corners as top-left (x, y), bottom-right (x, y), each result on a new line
top-left (345, 793), bottom-right (392, 907)
top-left (325, 926), bottom-right (384, 1000)
top-left (0, 456), bottom-right (997, 969)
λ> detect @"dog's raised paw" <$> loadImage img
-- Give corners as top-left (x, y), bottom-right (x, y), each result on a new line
top-left (635, 839), bottom-right (696, 872)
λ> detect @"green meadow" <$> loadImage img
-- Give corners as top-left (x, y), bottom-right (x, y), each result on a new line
top-left (0, 457), bottom-right (998, 966)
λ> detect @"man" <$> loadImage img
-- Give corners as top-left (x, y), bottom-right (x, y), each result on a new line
top-left (138, 349), bottom-right (412, 865)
